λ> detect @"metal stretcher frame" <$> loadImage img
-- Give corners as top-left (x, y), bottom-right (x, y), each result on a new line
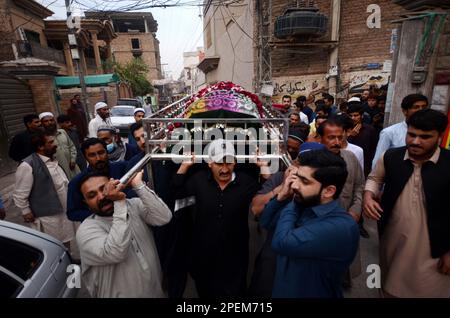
top-left (121, 117), bottom-right (293, 189)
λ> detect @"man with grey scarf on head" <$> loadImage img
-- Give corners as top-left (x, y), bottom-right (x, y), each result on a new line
top-left (96, 126), bottom-right (139, 162)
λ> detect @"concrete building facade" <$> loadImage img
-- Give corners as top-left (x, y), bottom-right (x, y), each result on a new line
top-left (85, 11), bottom-right (163, 82)
top-left (199, 0), bottom-right (407, 100)
top-left (182, 47), bottom-right (206, 94)
top-left (199, 0), bottom-right (254, 91)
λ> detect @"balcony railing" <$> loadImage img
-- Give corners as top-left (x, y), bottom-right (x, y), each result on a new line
top-left (29, 41), bottom-right (66, 64)
top-left (17, 40), bottom-right (66, 64)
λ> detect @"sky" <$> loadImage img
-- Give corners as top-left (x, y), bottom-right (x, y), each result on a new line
top-left (37, 0), bottom-right (204, 79)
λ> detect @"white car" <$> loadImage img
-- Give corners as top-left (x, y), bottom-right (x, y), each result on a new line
top-left (0, 221), bottom-right (78, 298)
top-left (110, 105), bottom-right (136, 136)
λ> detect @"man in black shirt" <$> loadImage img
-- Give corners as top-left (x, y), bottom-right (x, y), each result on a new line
top-left (9, 114), bottom-right (43, 162)
top-left (173, 139), bottom-right (262, 297)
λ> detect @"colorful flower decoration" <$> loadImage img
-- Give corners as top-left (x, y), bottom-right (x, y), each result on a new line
top-left (182, 81), bottom-right (263, 118)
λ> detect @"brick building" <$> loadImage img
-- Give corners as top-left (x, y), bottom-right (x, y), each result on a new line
top-left (199, 0), bottom-right (449, 129)
top-left (85, 11), bottom-right (163, 83)
top-left (265, 0), bottom-right (406, 103)
top-left (0, 1), bottom-right (122, 176)
top-left (199, 0), bottom-right (407, 101)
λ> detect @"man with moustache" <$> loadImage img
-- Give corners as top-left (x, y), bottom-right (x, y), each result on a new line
top-left (173, 139), bottom-right (262, 297)
top-left (40, 112), bottom-right (80, 180)
top-left (88, 102), bottom-right (113, 138)
top-left (261, 149), bottom-right (359, 297)
top-left (13, 131), bottom-right (75, 248)
top-left (364, 109), bottom-right (450, 297)
top-left (67, 138), bottom-right (129, 222)
top-left (76, 171), bottom-right (172, 297)
top-left (317, 118), bottom-right (365, 223)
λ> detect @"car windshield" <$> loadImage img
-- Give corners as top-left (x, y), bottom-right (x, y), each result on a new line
top-left (118, 99), bottom-right (141, 107)
top-left (111, 107), bottom-right (134, 117)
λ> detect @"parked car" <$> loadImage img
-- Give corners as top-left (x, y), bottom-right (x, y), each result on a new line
top-left (110, 105), bottom-right (136, 137)
top-left (117, 98), bottom-right (142, 108)
top-left (0, 221), bottom-right (77, 298)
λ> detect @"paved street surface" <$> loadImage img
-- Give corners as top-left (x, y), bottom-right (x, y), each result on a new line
top-left (1, 171), bottom-right (380, 298)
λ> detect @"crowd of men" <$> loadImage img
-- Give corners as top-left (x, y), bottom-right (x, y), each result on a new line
top-left (2, 90), bottom-right (449, 298)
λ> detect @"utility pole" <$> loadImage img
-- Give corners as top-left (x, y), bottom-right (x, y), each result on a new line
top-left (65, 0), bottom-right (91, 122)
top-left (256, 0), bottom-right (273, 105)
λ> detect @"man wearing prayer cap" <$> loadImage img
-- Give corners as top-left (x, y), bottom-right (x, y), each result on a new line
top-left (127, 108), bottom-right (146, 147)
top-left (40, 111), bottom-right (80, 180)
top-left (88, 101), bottom-right (113, 138)
top-left (287, 129), bottom-right (308, 160)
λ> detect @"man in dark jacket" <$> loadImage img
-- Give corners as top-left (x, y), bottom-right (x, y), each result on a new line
top-left (364, 109), bottom-right (450, 297)
top-left (67, 96), bottom-right (88, 141)
top-left (173, 139), bottom-right (262, 297)
top-left (8, 114), bottom-right (43, 162)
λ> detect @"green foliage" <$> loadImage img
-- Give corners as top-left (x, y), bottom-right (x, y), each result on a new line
top-left (112, 58), bottom-right (154, 96)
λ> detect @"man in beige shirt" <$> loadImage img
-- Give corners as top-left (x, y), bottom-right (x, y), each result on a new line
top-left (364, 109), bottom-right (450, 297)
top-left (76, 170), bottom-right (172, 298)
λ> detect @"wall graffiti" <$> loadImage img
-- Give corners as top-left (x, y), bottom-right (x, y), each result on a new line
top-left (347, 72), bottom-right (390, 93)
top-left (273, 71), bottom-right (391, 104)
top-left (272, 76), bottom-right (327, 103)
top-left (336, 71), bottom-right (391, 100)
top-left (274, 81), bottom-right (307, 95)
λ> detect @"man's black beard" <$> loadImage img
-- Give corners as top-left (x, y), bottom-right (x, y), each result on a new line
top-left (93, 160), bottom-right (109, 174)
top-left (43, 149), bottom-right (56, 160)
top-left (407, 143), bottom-right (438, 161)
top-left (96, 198), bottom-right (114, 216)
top-left (45, 124), bottom-right (57, 134)
top-left (293, 187), bottom-right (323, 208)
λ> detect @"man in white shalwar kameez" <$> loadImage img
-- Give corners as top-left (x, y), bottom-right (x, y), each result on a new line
top-left (14, 131), bottom-right (75, 247)
top-left (76, 171), bottom-right (172, 298)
